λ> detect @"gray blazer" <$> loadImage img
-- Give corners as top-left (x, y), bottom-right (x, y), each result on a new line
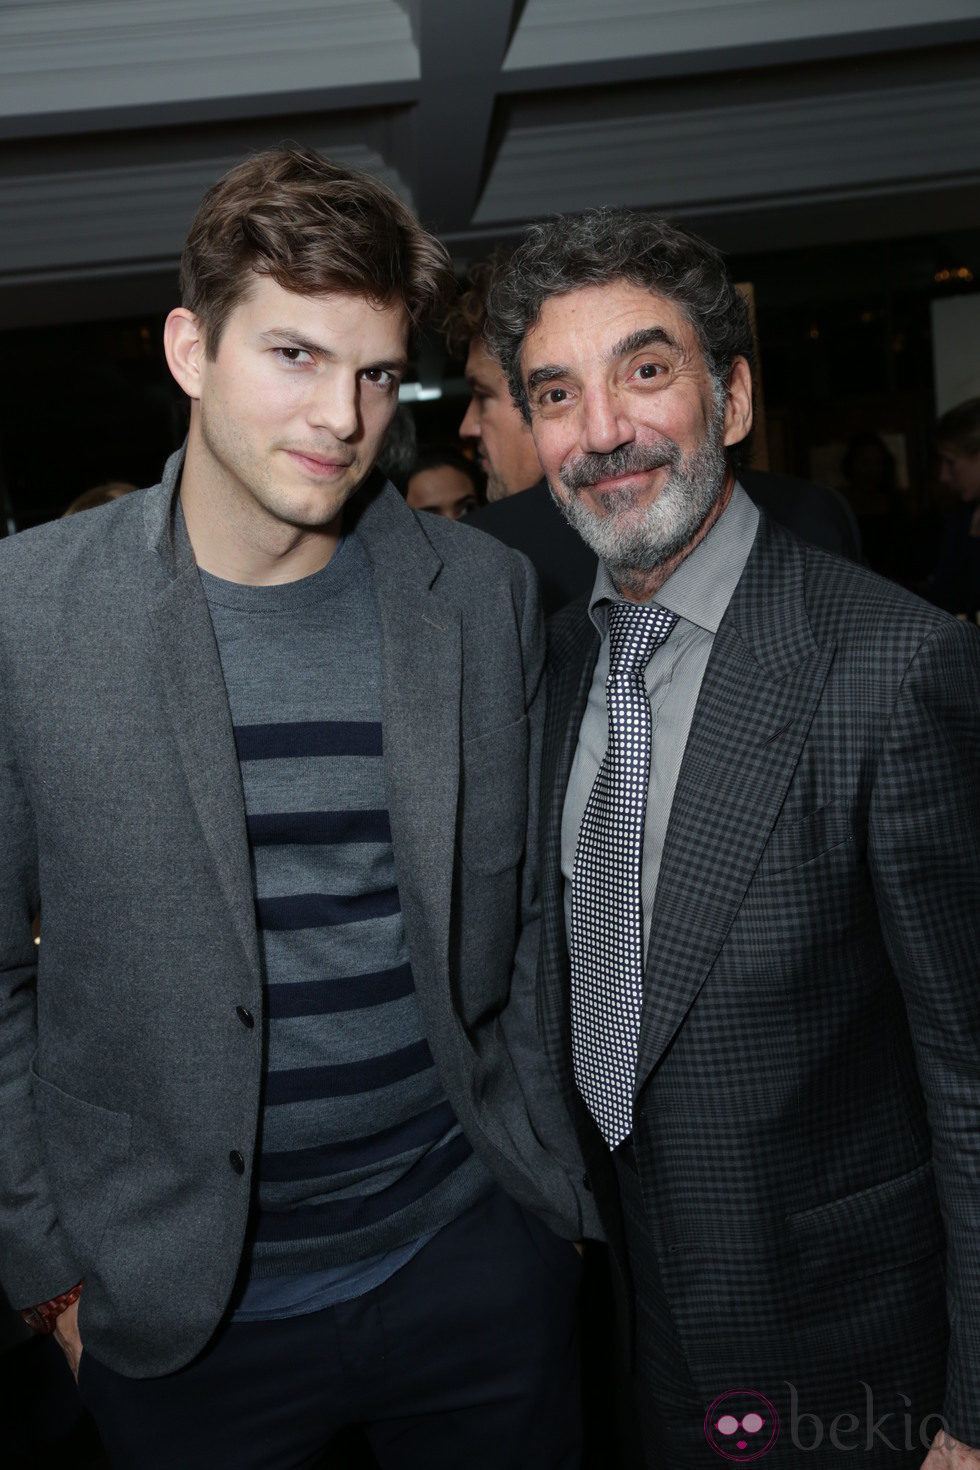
top-left (0, 452), bottom-right (595, 1377)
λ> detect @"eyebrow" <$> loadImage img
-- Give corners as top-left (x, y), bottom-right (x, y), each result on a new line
top-left (525, 325), bottom-right (683, 395)
top-left (258, 329), bottom-right (408, 374)
top-left (526, 363), bottom-right (568, 394)
top-left (609, 325), bottom-right (682, 359)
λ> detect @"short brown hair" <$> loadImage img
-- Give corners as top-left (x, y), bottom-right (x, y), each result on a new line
top-left (180, 145), bottom-right (453, 355)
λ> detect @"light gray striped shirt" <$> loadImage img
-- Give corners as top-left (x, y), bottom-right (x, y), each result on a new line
top-left (561, 481), bottom-right (760, 960)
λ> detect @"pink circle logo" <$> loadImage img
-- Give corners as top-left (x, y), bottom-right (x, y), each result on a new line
top-left (704, 1389), bottom-right (779, 1462)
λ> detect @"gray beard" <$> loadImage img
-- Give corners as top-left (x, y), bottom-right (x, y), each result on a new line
top-left (552, 399), bottom-right (728, 587)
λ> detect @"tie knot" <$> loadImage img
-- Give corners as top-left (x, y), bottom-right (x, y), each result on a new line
top-left (607, 600), bottom-right (678, 678)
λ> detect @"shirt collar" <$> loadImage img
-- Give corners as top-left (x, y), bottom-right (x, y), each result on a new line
top-left (588, 478), bottom-right (760, 637)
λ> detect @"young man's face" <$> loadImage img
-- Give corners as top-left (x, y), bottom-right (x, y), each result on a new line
top-left (459, 339), bottom-right (542, 502)
top-left (186, 276), bottom-right (409, 538)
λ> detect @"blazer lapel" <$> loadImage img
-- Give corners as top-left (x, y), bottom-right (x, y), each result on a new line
top-left (350, 481), bottom-right (461, 995)
top-left (538, 605), bottom-right (599, 1099)
top-left (142, 469), bottom-right (261, 987)
top-left (634, 520), bottom-right (836, 1098)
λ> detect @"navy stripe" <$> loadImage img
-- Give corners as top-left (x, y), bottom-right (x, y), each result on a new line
top-left (267, 962), bottom-right (415, 1019)
top-left (264, 1039), bottom-right (434, 1105)
top-left (257, 888), bottom-right (400, 931)
top-left (259, 1099), bottom-right (458, 1182)
top-left (235, 721), bottom-right (382, 761)
top-left (247, 810), bottom-right (392, 846)
top-left (254, 1131), bottom-right (474, 1240)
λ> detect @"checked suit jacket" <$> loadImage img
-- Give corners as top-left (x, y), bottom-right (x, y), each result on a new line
top-left (538, 511), bottom-right (980, 1449)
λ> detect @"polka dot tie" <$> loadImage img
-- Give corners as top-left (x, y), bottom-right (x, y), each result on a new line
top-left (570, 600), bottom-right (678, 1148)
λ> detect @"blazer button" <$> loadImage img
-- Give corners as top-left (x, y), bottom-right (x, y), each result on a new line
top-left (582, 1173), bottom-right (594, 1193)
top-left (229, 1150), bottom-right (246, 1175)
top-left (236, 1006), bottom-right (255, 1029)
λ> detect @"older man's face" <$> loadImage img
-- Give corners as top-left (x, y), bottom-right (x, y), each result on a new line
top-left (520, 281), bottom-right (751, 577)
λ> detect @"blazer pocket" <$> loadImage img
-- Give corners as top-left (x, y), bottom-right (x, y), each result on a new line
top-left (31, 1066), bottom-right (133, 1268)
top-left (459, 714), bottom-right (529, 874)
top-left (757, 800), bottom-right (853, 875)
top-left (788, 1160), bottom-right (944, 1286)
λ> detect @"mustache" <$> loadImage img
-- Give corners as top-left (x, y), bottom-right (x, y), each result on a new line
top-left (559, 438), bottom-right (680, 493)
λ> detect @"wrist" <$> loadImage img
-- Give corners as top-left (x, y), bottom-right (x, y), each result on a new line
top-left (20, 1280), bottom-right (83, 1334)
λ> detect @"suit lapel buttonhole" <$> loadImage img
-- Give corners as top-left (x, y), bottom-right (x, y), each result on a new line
top-left (764, 717), bottom-right (797, 746)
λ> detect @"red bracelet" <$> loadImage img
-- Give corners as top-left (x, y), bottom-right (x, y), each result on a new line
top-left (20, 1280), bottom-right (83, 1334)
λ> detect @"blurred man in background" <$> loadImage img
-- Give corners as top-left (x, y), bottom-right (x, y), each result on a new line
top-left (931, 396), bottom-right (980, 618)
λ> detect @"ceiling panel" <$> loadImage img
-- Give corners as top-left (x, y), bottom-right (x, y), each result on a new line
top-left (0, 0), bottom-right (417, 119)
top-left (504, 0), bottom-right (980, 69)
top-left (475, 72), bottom-right (980, 226)
top-left (0, 143), bottom-right (409, 281)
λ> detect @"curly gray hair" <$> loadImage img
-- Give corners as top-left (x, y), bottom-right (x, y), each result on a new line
top-left (483, 208), bottom-right (754, 426)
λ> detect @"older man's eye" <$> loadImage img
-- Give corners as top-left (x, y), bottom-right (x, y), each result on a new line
top-left (542, 386), bottom-right (569, 405)
top-left (634, 361), bottom-right (665, 380)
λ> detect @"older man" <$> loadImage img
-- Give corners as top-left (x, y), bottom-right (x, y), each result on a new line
top-left (486, 211), bottom-right (980, 1468)
top-left (455, 252), bottom-right (860, 618)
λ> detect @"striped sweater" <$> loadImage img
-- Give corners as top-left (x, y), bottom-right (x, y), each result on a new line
top-left (200, 533), bottom-right (490, 1289)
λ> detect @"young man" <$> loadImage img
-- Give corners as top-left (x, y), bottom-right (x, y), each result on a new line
top-left (0, 147), bottom-right (592, 1470)
top-left (486, 209), bottom-right (980, 1469)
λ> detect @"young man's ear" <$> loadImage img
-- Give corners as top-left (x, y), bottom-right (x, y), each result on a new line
top-left (722, 356), bottom-right (753, 448)
top-left (164, 308), bottom-right (206, 401)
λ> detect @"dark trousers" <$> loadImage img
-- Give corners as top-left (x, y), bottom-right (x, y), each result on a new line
top-left (78, 1188), bottom-right (582, 1470)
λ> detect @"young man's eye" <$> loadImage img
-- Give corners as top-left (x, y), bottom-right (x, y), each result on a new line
top-left (361, 368), bottom-right (396, 389)
top-left (276, 347), bottom-right (311, 365)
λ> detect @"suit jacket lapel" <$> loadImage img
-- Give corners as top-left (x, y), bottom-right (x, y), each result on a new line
top-left (634, 520), bottom-right (836, 1098)
top-left (539, 603), bottom-right (599, 1099)
top-left (349, 481), bottom-right (461, 998)
top-left (142, 465), bottom-right (261, 987)
top-left (141, 464), bottom-right (460, 1006)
